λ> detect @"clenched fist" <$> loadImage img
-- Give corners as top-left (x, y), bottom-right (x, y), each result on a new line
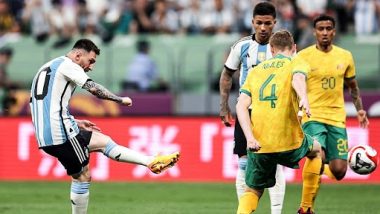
top-left (121, 97), bottom-right (132, 106)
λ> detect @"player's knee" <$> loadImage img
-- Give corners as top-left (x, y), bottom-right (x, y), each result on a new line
top-left (72, 167), bottom-right (92, 182)
top-left (92, 131), bottom-right (112, 146)
top-left (84, 170), bottom-right (92, 182)
top-left (71, 172), bottom-right (81, 180)
top-left (74, 173), bottom-right (91, 182)
top-left (333, 173), bottom-right (345, 180)
top-left (331, 166), bottom-right (347, 180)
top-left (329, 160), bottom-right (348, 180)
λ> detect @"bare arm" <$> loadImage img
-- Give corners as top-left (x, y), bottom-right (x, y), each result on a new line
top-left (236, 93), bottom-right (260, 151)
top-left (292, 73), bottom-right (311, 118)
top-left (345, 78), bottom-right (363, 111)
top-left (219, 67), bottom-right (235, 126)
top-left (345, 77), bottom-right (369, 128)
top-left (82, 80), bottom-right (132, 106)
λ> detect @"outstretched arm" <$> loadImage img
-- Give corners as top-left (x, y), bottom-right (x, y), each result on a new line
top-left (219, 67), bottom-right (235, 126)
top-left (82, 80), bottom-right (132, 106)
top-left (345, 77), bottom-right (369, 128)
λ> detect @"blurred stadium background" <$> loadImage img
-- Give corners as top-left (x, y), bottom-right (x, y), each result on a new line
top-left (0, 0), bottom-right (380, 213)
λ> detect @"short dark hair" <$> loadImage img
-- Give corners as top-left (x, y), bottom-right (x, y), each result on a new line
top-left (253, 2), bottom-right (276, 18)
top-left (72, 39), bottom-right (100, 55)
top-left (137, 40), bottom-right (150, 52)
top-left (313, 14), bottom-right (335, 28)
top-left (0, 47), bottom-right (13, 56)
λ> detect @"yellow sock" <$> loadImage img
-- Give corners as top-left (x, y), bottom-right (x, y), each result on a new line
top-left (300, 157), bottom-right (322, 211)
top-left (237, 192), bottom-right (259, 214)
top-left (323, 164), bottom-right (337, 180)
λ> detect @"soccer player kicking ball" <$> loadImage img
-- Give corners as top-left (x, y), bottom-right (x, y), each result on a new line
top-left (297, 15), bottom-right (369, 214)
top-left (235, 30), bottom-right (322, 214)
top-left (29, 39), bottom-right (180, 214)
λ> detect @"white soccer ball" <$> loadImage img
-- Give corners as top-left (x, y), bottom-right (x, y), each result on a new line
top-left (348, 145), bottom-right (379, 175)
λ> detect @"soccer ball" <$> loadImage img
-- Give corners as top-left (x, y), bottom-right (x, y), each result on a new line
top-left (348, 145), bottom-right (379, 175)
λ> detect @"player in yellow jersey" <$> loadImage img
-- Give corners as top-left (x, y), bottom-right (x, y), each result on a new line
top-left (235, 30), bottom-right (322, 214)
top-left (297, 15), bottom-right (369, 214)
top-left (219, 4), bottom-right (286, 213)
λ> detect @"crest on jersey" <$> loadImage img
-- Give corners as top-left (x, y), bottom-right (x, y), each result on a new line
top-left (337, 64), bottom-right (344, 70)
top-left (258, 52), bottom-right (266, 63)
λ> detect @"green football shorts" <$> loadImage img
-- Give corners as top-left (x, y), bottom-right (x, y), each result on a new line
top-left (303, 121), bottom-right (348, 162)
top-left (245, 135), bottom-right (314, 189)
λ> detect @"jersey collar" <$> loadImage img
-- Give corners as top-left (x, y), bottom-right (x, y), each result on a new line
top-left (273, 54), bottom-right (291, 60)
top-left (252, 34), bottom-right (270, 45)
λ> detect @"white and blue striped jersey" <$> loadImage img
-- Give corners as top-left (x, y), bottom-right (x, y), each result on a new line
top-left (30, 56), bottom-right (90, 148)
top-left (224, 34), bottom-right (272, 87)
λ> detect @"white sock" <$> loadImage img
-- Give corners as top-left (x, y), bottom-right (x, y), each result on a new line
top-left (70, 181), bottom-right (90, 214)
top-left (236, 157), bottom-right (247, 201)
top-left (268, 165), bottom-right (286, 214)
top-left (103, 140), bottom-right (153, 166)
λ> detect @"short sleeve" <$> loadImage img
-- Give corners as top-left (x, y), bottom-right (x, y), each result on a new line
top-left (239, 68), bottom-right (254, 96)
top-left (291, 57), bottom-right (310, 78)
top-left (344, 52), bottom-right (356, 79)
top-left (224, 45), bottom-right (242, 71)
top-left (60, 60), bottom-right (90, 87)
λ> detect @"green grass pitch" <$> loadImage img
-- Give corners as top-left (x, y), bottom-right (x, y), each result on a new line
top-left (0, 182), bottom-right (379, 214)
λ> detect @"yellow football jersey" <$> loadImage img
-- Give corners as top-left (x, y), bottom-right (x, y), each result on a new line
top-left (298, 45), bottom-right (355, 128)
top-left (240, 54), bottom-right (309, 153)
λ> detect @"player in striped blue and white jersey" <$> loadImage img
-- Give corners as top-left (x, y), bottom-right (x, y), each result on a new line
top-left (30, 39), bottom-right (180, 214)
top-left (30, 49), bottom-right (93, 147)
top-left (219, 2), bottom-right (285, 214)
